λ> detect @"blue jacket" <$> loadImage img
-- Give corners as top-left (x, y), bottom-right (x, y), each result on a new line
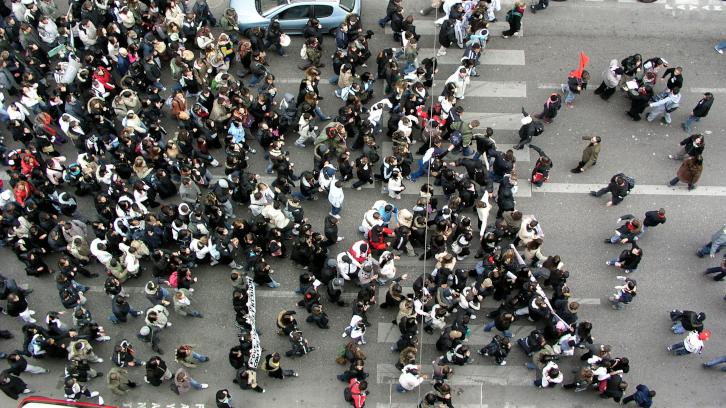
top-left (462, 46), bottom-right (481, 64)
top-left (335, 27), bottom-right (348, 50)
top-left (632, 384), bottom-right (653, 408)
top-left (117, 55), bottom-right (130, 77)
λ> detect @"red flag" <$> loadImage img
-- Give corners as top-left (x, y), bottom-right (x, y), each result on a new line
top-left (571, 52), bottom-right (590, 79)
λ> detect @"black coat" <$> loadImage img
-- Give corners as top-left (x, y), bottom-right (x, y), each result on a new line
top-left (0, 370), bottom-right (27, 399)
top-left (692, 97), bottom-right (713, 117)
top-left (438, 21), bottom-right (457, 48)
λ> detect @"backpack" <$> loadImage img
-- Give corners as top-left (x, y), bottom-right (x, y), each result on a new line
top-left (169, 271), bottom-right (179, 288)
top-left (505, 7), bottom-right (521, 22)
top-left (169, 381), bottom-right (180, 395)
top-left (622, 175), bottom-right (635, 191)
top-left (665, 102), bottom-right (679, 113)
top-left (532, 121), bottom-right (545, 136)
top-left (344, 381), bottom-right (362, 403)
top-left (449, 131), bottom-right (463, 146)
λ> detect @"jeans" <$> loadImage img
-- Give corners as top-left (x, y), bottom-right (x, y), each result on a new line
top-left (254, 278), bottom-right (280, 288)
top-left (264, 41), bottom-right (285, 55)
top-left (152, 81), bottom-right (165, 90)
top-left (482, 322), bottom-right (513, 337)
top-left (396, 385), bottom-right (407, 392)
top-left (698, 241), bottom-right (725, 257)
top-left (562, 84), bottom-right (575, 104)
top-left (611, 297), bottom-right (624, 310)
top-left (669, 341), bottom-right (692, 355)
top-left (452, 145), bottom-right (472, 156)
top-left (314, 105), bottom-right (330, 121)
top-left (683, 115), bottom-right (701, 131)
top-left (379, 15), bottom-right (391, 25)
top-left (668, 176), bottom-right (696, 191)
top-left (330, 75), bottom-right (339, 84)
top-left (717, 40), bottom-right (726, 51)
top-left (636, 225), bottom-right (647, 239)
top-left (491, 170), bottom-right (504, 183)
top-left (705, 266), bottom-right (726, 281)
top-left (190, 377), bottom-right (203, 389)
top-left (331, 204), bottom-right (342, 216)
top-left (192, 351), bottom-right (208, 362)
top-left (248, 74), bottom-right (264, 88)
top-left (110, 304), bottom-right (139, 323)
top-left (403, 59), bottom-right (418, 75)
top-left (533, 379), bottom-right (543, 387)
top-left (525, 362), bottom-right (537, 369)
top-left (671, 321), bottom-right (686, 334)
top-left (409, 158), bottom-right (428, 180)
top-left (705, 355), bottom-right (726, 370)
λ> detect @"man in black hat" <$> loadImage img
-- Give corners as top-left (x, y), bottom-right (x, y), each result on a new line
top-left (669, 310), bottom-right (705, 334)
top-left (326, 278), bottom-right (349, 307)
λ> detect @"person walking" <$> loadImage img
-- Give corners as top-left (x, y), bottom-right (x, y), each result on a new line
top-left (534, 94), bottom-right (561, 124)
top-left (666, 155), bottom-right (702, 191)
top-left (329, 180), bottom-right (345, 219)
top-left (107, 367), bottom-right (139, 396)
top-left (397, 365), bottom-right (428, 392)
top-left (502, 2), bottom-right (524, 38)
top-left (654, 66), bottom-right (683, 101)
top-left (621, 384), bottom-right (656, 407)
top-left (609, 276), bottom-right (636, 310)
top-left (172, 368), bottom-right (208, 394)
top-left (590, 174), bottom-right (630, 207)
top-left (669, 310), bottom-right (705, 334)
top-left (716, 39), bottom-right (726, 54)
top-left (667, 330), bottom-right (710, 355)
top-left (605, 218), bottom-right (642, 244)
top-left (260, 353), bottom-right (298, 379)
top-left (669, 134), bottom-right (704, 160)
top-left (697, 224), bottom-right (726, 258)
top-left (703, 253), bottom-right (726, 281)
top-left (626, 84), bottom-right (654, 121)
top-left (682, 93), bottom-right (713, 132)
top-left (593, 59), bottom-right (622, 101)
top-left (605, 243), bottom-right (642, 274)
top-left (646, 86), bottom-right (681, 124)
top-left (570, 136), bottom-right (600, 173)
top-left (562, 70), bottom-right (589, 108)
top-left (0, 369), bottom-right (35, 400)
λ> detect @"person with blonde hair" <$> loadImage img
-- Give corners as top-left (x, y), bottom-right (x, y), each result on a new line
top-left (502, 2), bottom-right (524, 38)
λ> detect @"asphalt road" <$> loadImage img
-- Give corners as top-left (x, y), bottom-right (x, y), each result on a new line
top-left (2, 0), bottom-right (726, 407)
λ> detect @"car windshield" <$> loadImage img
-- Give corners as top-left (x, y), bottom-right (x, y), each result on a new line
top-left (339, 0), bottom-right (354, 12)
top-left (260, 0), bottom-right (289, 14)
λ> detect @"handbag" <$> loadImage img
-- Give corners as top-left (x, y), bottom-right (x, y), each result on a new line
top-left (177, 111), bottom-right (190, 120)
top-left (532, 172), bottom-right (544, 182)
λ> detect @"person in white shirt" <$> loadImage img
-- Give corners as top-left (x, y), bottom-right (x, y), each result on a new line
top-left (396, 365), bottom-right (428, 392)
top-left (646, 86), bottom-right (682, 125)
top-left (328, 180), bottom-right (345, 219)
top-left (668, 330), bottom-right (709, 355)
top-left (534, 361), bottom-right (563, 388)
top-left (359, 209), bottom-right (383, 234)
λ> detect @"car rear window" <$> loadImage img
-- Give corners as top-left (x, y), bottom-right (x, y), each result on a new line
top-left (339, 0), bottom-right (355, 12)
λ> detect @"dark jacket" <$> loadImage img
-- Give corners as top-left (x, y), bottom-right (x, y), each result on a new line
top-left (661, 68), bottom-right (683, 91)
top-left (438, 20), bottom-right (457, 48)
top-left (692, 97), bottom-right (713, 118)
top-left (0, 369), bottom-right (27, 399)
top-left (617, 243), bottom-right (642, 271)
top-left (631, 384), bottom-right (654, 408)
top-left (602, 374), bottom-right (625, 402)
top-left (678, 136), bottom-right (705, 157)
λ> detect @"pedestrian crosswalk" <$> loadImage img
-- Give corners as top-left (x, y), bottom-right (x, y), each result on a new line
top-left (417, 49), bottom-right (526, 66)
top-left (377, 363), bottom-right (534, 386)
top-left (384, 21), bottom-right (523, 37)
top-left (377, 322), bottom-right (537, 345)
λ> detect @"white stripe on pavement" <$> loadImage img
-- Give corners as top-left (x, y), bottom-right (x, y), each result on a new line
top-left (537, 83), bottom-right (563, 90)
top-left (463, 113), bottom-right (533, 131)
top-left (690, 87), bottom-right (726, 94)
top-left (417, 49), bottom-right (526, 66)
top-left (536, 183), bottom-right (726, 196)
top-left (377, 363), bottom-right (533, 386)
top-left (432, 81), bottom-right (526, 98)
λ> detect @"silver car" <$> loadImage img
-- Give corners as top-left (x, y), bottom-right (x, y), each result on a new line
top-left (232, 0), bottom-right (362, 35)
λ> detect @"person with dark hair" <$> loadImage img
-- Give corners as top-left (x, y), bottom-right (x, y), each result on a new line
top-left (669, 310), bottom-right (706, 334)
top-left (533, 94), bottom-right (561, 124)
top-left (621, 384), bottom-right (656, 407)
top-left (590, 174), bottom-right (630, 207)
top-left (646, 86), bottom-right (681, 124)
top-left (667, 154), bottom-right (702, 191)
top-left (562, 70), bottom-right (589, 108)
top-left (593, 59), bottom-right (623, 100)
top-left (610, 277), bottom-right (636, 310)
top-left (533, 361), bottom-right (562, 388)
top-left (625, 83), bottom-right (654, 121)
top-left (606, 243), bottom-right (642, 274)
top-left (683, 93), bottom-right (714, 132)
top-left (0, 369), bottom-right (34, 400)
top-left (260, 353), bottom-right (298, 379)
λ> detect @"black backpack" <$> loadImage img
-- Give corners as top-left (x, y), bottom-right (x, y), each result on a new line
top-left (344, 381), bottom-right (362, 404)
top-left (532, 121), bottom-right (545, 136)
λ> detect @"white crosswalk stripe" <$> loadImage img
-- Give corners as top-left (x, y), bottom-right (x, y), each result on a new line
top-left (418, 49), bottom-right (526, 66)
top-left (385, 21), bottom-right (523, 37)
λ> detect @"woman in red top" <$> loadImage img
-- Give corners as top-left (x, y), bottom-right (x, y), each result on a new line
top-left (13, 180), bottom-right (34, 206)
top-left (20, 154), bottom-right (40, 177)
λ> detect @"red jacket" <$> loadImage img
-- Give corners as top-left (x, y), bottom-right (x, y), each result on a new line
top-left (366, 227), bottom-right (393, 250)
top-left (93, 68), bottom-right (115, 90)
top-left (13, 182), bottom-right (34, 206)
top-left (349, 240), bottom-right (370, 264)
top-left (20, 154), bottom-right (40, 177)
top-left (349, 379), bottom-right (366, 408)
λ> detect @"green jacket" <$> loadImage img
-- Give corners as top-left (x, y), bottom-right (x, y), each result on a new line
top-left (305, 45), bottom-right (321, 63)
top-left (404, 45), bottom-right (418, 65)
top-left (314, 122), bottom-right (347, 154)
top-left (580, 136), bottom-right (601, 170)
top-left (220, 9), bottom-right (239, 34)
top-left (451, 121), bottom-right (473, 147)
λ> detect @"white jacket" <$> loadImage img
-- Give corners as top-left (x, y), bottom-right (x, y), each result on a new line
top-left (388, 176), bottom-right (404, 197)
top-left (399, 364), bottom-right (425, 390)
top-left (90, 239), bottom-right (112, 264)
top-left (328, 182), bottom-right (345, 208)
top-left (683, 331), bottom-right (704, 353)
top-left (261, 205), bottom-right (290, 229)
top-left (38, 20), bottom-right (59, 44)
top-left (540, 361), bottom-right (563, 387)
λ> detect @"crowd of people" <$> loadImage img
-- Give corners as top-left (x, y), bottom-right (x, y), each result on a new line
top-left (0, 0), bottom-right (716, 406)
